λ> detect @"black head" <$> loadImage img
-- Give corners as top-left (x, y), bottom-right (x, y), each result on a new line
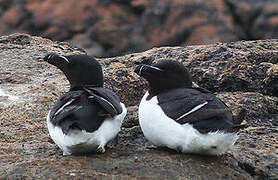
top-left (44, 53), bottom-right (103, 89)
top-left (134, 60), bottom-right (192, 95)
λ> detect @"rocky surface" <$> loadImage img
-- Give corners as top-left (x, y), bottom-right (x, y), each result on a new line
top-left (0, 33), bottom-right (278, 179)
top-left (0, 0), bottom-right (278, 57)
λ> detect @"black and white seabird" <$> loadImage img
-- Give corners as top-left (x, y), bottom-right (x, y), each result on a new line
top-left (134, 60), bottom-right (246, 155)
top-left (44, 53), bottom-right (127, 155)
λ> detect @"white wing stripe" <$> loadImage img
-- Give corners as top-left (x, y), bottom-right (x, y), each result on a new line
top-left (54, 99), bottom-right (75, 117)
top-left (139, 64), bottom-right (145, 75)
top-left (97, 95), bottom-right (117, 113)
top-left (48, 53), bottom-right (53, 59)
top-left (176, 101), bottom-right (208, 121)
top-left (59, 55), bottom-right (70, 63)
top-left (149, 66), bottom-right (163, 71)
top-left (89, 94), bottom-right (117, 113)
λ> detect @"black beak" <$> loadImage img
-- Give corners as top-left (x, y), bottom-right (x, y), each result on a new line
top-left (134, 64), bottom-right (164, 77)
top-left (43, 53), bottom-right (69, 65)
top-left (43, 53), bottom-right (59, 62)
top-left (43, 52), bottom-right (59, 62)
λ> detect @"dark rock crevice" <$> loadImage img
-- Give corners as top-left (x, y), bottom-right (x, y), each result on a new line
top-left (238, 162), bottom-right (269, 179)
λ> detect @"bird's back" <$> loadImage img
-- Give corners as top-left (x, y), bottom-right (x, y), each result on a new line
top-left (156, 87), bottom-right (242, 133)
top-left (49, 90), bottom-right (107, 134)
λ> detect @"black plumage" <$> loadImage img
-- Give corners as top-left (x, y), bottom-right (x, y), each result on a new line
top-left (44, 53), bottom-right (122, 134)
top-left (156, 87), bottom-right (245, 133)
top-left (49, 87), bottom-right (122, 134)
top-left (135, 60), bottom-right (246, 134)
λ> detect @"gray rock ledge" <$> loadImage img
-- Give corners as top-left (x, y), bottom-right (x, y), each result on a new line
top-left (0, 33), bottom-right (277, 179)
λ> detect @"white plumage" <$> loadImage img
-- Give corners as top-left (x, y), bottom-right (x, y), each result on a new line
top-left (139, 92), bottom-right (238, 155)
top-left (47, 103), bottom-right (127, 155)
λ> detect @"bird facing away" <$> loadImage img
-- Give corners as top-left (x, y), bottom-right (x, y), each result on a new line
top-left (134, 60), bottom-right (246, 155)
top-left (44, 53), bottom-right (127, 155)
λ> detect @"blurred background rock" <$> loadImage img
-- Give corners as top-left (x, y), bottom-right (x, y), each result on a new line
top-left (0, 0), bottom-right (277, 57)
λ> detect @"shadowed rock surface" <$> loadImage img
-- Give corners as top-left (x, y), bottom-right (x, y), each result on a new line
top-left (0, 33), bottom-right (277, 179)
top-left (0, 0), bottom-right (278, 57)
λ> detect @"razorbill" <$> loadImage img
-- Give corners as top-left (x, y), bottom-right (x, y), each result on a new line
top-left (134, 60), bottom-right (246, 155)
top-left (44, 53), bottom-right (127, 155)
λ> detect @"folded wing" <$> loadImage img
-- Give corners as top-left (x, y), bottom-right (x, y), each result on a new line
top-left (84, 87), bottom-right (123, 116)
top-left (156, 88), bottom-right (240, 133)
top-left (49, 87), bottom-right (123, 134)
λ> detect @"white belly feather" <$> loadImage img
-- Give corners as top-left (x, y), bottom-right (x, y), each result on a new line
top-left (138, 92), bottom-right (238, 155)
top-left (47, 103), bottom-right (127, 155)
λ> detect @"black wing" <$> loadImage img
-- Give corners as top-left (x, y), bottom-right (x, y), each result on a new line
top-left (156, 88), bottom-right (237, 133)
top-left (49, 89), bottom-right (121, 134)
top-left (84, 87), bottom-right (123, 116)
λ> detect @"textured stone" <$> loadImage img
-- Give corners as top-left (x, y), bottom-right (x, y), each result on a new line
top-left (224, 0), bottom-right (278, 40)
top-left (0, 33), bottom-right (277, 179)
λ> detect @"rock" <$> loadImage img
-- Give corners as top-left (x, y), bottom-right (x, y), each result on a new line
top-left (0, 1), bottom-right (278, 57)
top-left (224, 0), bottom-right (278, 40)
top-left (103, 40), bottom-right (278, 105)
top-left (0, 33), bottom-right (277, 179)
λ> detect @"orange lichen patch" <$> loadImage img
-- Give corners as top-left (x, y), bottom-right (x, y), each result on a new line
top-left (211, 0), bottom-right (234, 29)
top-left (131, 0), bottom-right (148, 6)
top-left (109, 62), bottom-right (126, 68)
top-left (188, 25), bottom-right (218, 45)
top-left (269, 16), bottom-right (278, 26)
top-left (151, 15), bottom-right (207, 46)
top-left (2, 6), bottom-right (24, 26)
top-left (264, 2), bottom-right (278, 14)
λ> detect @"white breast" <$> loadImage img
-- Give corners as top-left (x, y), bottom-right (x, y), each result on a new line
top-left (138, 92), bottom-right (238, 155)
top-left (47, 103), bottom-right (127, 155)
